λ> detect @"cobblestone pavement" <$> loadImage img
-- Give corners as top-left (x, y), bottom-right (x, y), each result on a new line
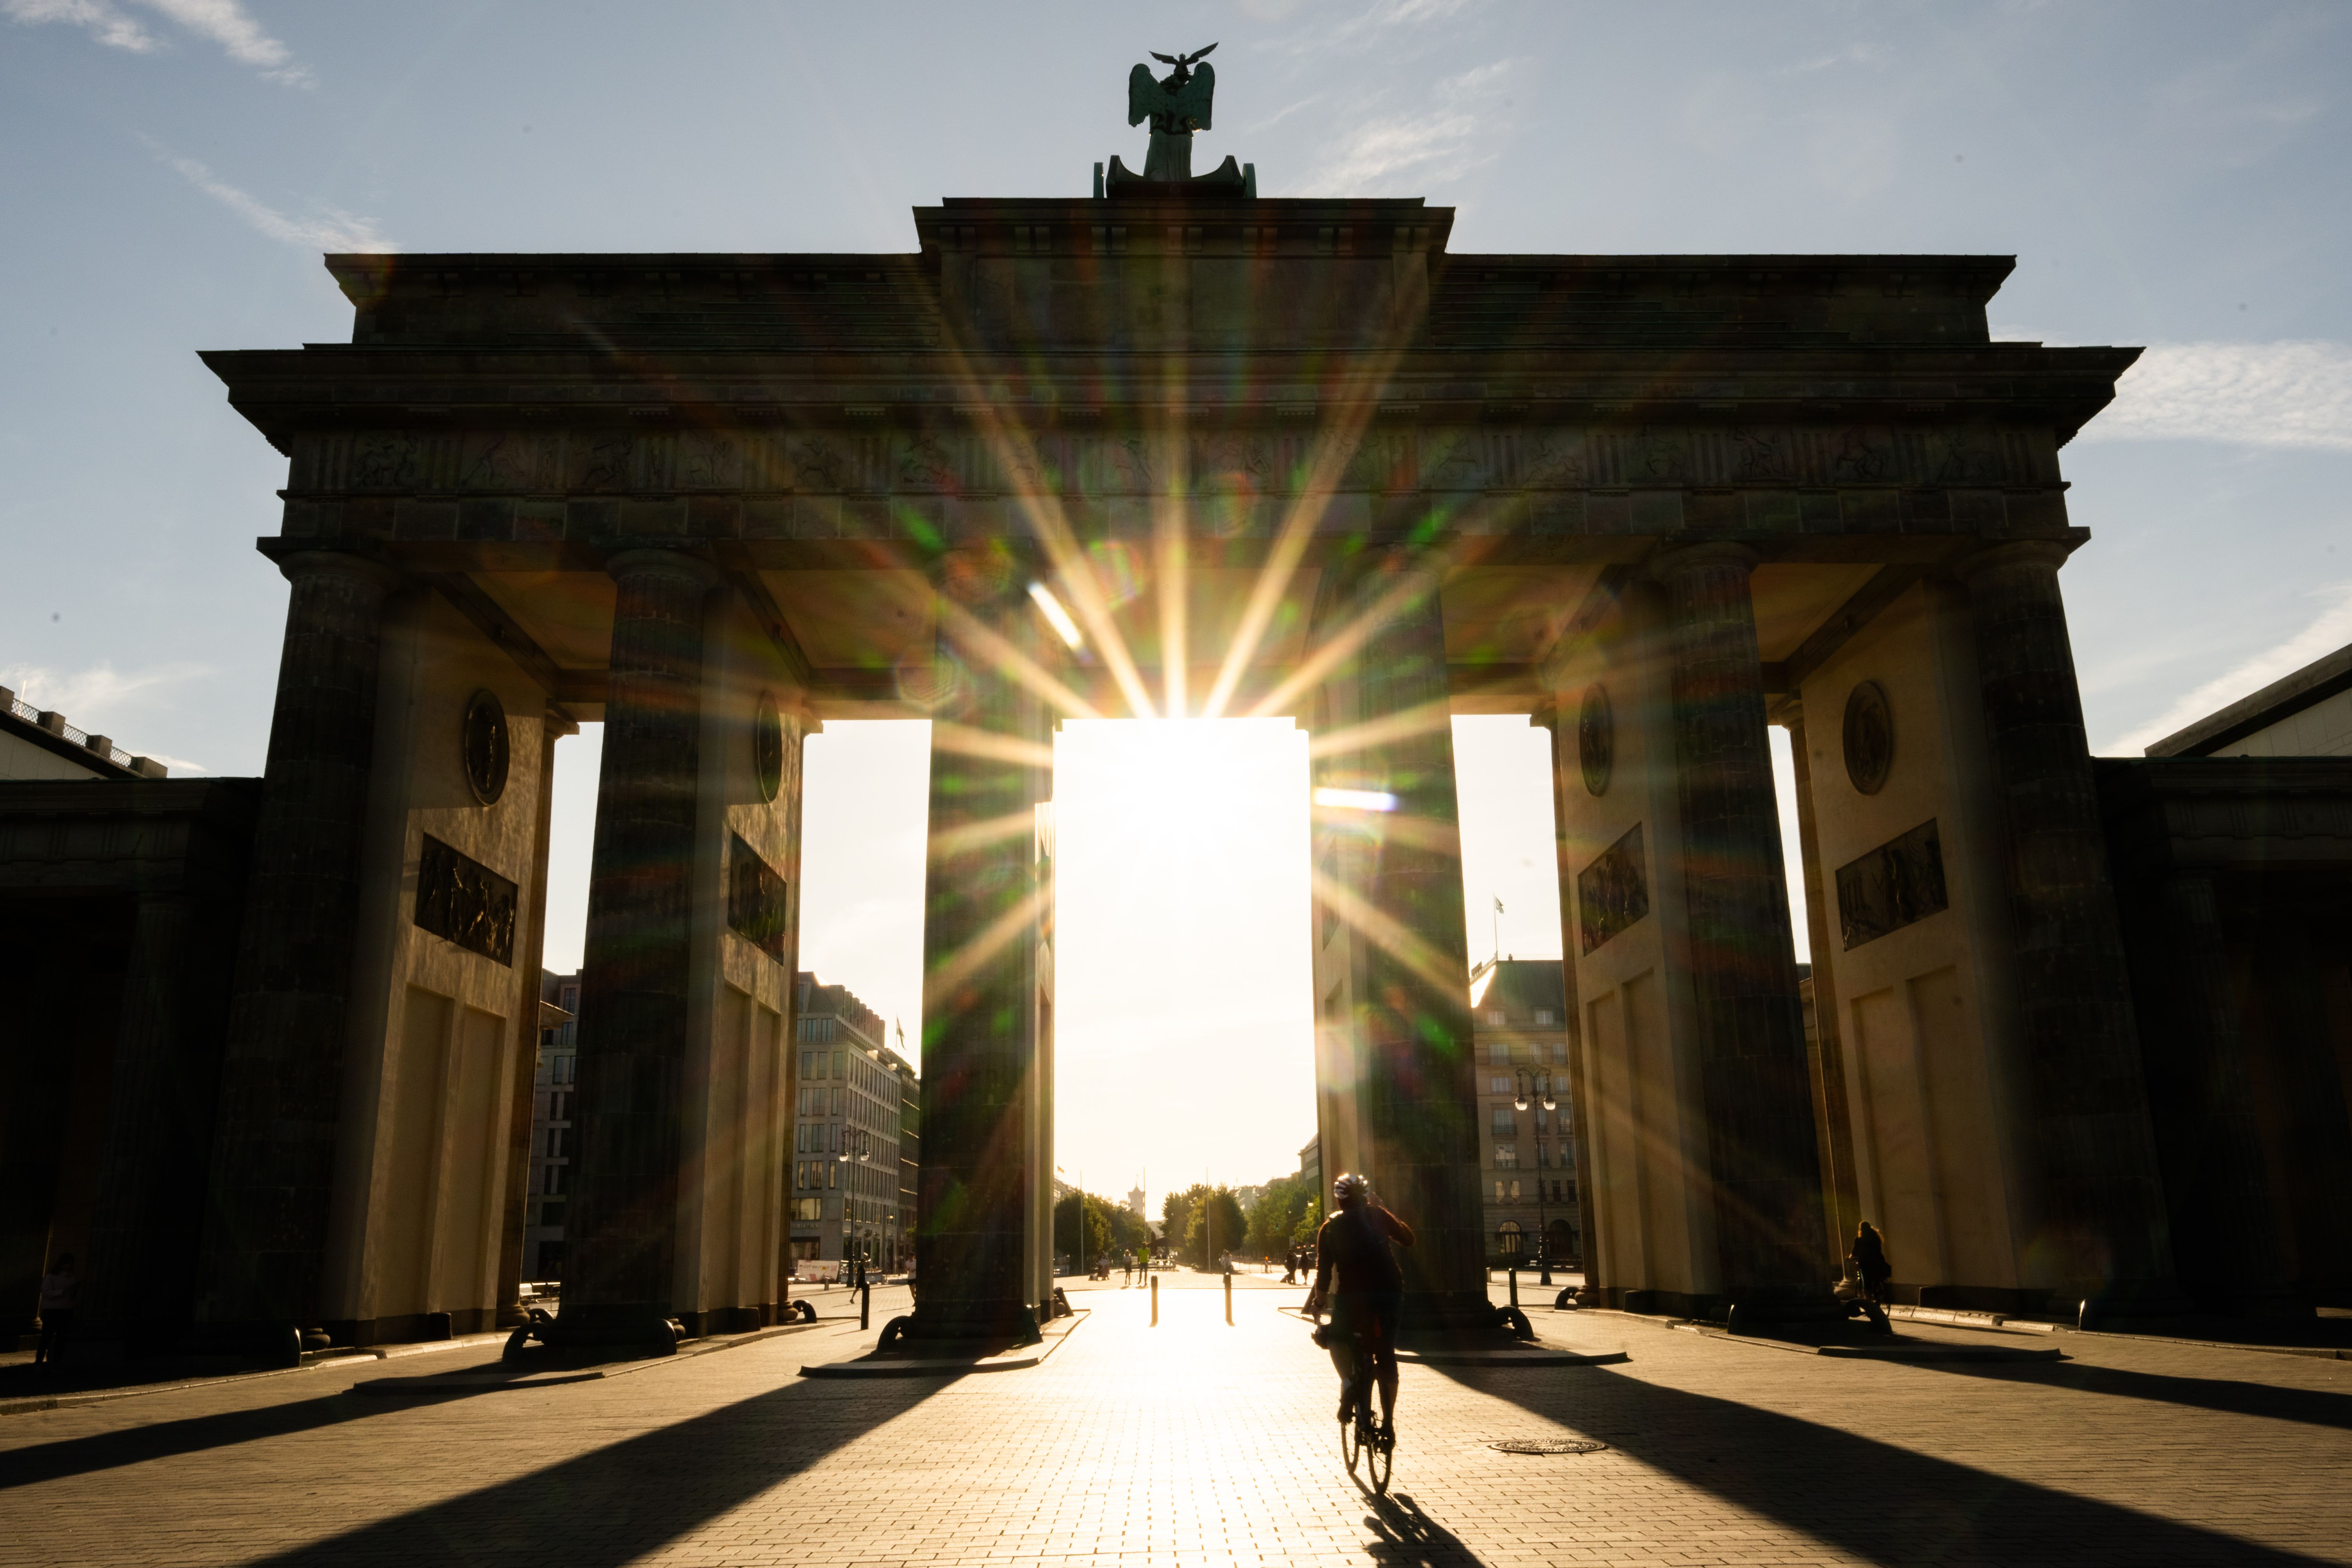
top-left (3, 1279), bottom-right (2348, 1567)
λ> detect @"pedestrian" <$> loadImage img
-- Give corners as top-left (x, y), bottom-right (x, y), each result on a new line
top-left (1850, 1221), bottom-right (1892, 1332)
top-left (34, 1251), bottom-right (76, 1368)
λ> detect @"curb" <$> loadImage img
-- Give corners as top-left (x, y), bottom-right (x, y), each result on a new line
top-left (800, 1309), bottom-right (1087, 1379)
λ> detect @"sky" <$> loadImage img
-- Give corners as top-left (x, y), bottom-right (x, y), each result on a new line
top-left (5, 2), bottom-right (2349, 1216)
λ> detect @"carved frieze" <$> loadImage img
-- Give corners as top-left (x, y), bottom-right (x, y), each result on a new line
top-left (679, 429), bottom-right (740, 490)
top-left (895, 430), bottom-right (962, 493)
top-left (1420, 427), bottom-right (1492, 491)
top-left (414, 833), bottom-right (517, 966)
top-left (1836, 818), bottom-right (1947, 950)
top-left (727, 832), bottom-right (790, 961)
top-left (1577, 823), bottom-right (1650, 956)
top-left (1517, 428), bottom-right (1588, 489)
top-left (351, 434), bottom-right (420, 490)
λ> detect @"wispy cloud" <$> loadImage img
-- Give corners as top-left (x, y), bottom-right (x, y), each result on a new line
top-left (0, 659), bottom-right (212, 769)
top-left (4, 0), bottom-right (309, 85)
top-left (2103, 579), bottom-right (2352, 755)
top-left (2082, 341), bottom-right (2352, 454)
top-left (1263, 0), bottom-right (1485, 56)
top-left (146, 140), bottom-right (395, 252)
top-left (1296, 58), bottom-right (1517, 195)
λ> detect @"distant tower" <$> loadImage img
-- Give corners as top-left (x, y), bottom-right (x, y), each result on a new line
top-left (1127, 1186), bottom-right (1147, 1219)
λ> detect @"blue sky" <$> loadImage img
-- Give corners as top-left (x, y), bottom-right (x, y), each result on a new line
top-left (7, 2), bottom-right (2348, 1204)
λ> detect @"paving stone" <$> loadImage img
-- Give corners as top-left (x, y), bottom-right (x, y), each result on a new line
top-left (0, 1280), bottom-right (2347, 1566)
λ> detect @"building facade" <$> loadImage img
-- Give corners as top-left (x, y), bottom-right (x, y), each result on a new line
top-left (790, 973), bottom-right (917, 1270)
top-left (521, 969), bottom-right (580, 1282)
top-left (1470, 960), bottom-right (1578, 1268)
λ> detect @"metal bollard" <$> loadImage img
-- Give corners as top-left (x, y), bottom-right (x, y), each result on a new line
top-left (1509, 1267), bottom-right (1519, 1308)
top-left (1151, 1274), bottom-right (1159, 1327)
top-left (860, 1282), bottom-right (871, 1331)
top-left (1224, 1272), bottom-right (1234, 1326)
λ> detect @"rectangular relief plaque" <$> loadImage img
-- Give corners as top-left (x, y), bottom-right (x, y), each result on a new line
top-left (1836, 818), bottom-right (1949, 951)
top-left (1576, 824), bottom-right (1650, 956)
top-left (729, 833), bottom-right (790, 960)
top-left (415, 834), bottom-right (517, 966)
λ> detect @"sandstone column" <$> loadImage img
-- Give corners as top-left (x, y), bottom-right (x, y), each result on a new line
top-left (1535, 703), bottom-right (1602, 1302)
top-left (200, 551), bottom-right (401, 1331)
top-left (495, 708), bottom-right (574, 1327)
top-left (908, 566), bottom-right (1052, 1342)
top-left (562, 550), bottom-right (722, 1345)
top-left (1961, 541), bottom-right (2177, 1308)
top-left (1652, 542), bottom-right (1833, 1318)
top-left (1779, 704), bottom-right (1862, 1271)
top-left (1312, 548), bottom-right (1489, 1331)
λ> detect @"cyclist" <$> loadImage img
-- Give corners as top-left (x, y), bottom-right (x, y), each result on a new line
top-left (1304, 1172), bottom-right (1414, 1445)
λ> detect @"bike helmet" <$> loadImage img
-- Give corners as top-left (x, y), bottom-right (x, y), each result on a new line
top-left (1332, 1172), bottom-right (1369, 1204)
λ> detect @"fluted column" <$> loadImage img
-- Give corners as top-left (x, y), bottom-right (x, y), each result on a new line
top-left (1962, 541), bottom-right (2176, 1307)
top-left (496, 708), bottom-right (574, 1327)
top-left (1312, 548), bottom-right (1488, 1331)
top-left (1780, 705), bottom-right (1861, 1270)
top-left (1652, 542), bottom-right (1833, 1317)
top-left (200, 550), bottom-right (401, 1329)
top-left (562, 550), bottom-right (723, 1344)
top-left (909, 563), bottom-right (1053, 1342)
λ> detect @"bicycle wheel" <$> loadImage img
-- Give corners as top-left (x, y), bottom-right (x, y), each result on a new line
top-left (1365, 1416), bottom-right (1393, 1494)
top-left (1340, 1390), bottom-right (1363, 1477)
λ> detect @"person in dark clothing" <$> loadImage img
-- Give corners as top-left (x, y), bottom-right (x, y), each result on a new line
top-left (34, 1252), bottom-right (76, 1368)
top-left (1850, 1221), bottom-right (1892, 1332)
top-left (1304, 1173), bottom-right (1415, 1442)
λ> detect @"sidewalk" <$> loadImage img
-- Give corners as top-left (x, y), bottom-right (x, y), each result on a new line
top-left (2, 1280), bottom-right (2347, 1565)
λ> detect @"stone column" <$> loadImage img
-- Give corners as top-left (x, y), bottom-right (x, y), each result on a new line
top-left (79, 894), bottom-right (198, 1335)
top-left (1535, 704), bottom-right (1603, 1303)
top-left (495, 708), bottom-right (574, 1328)
top-left (1779, 705), bottom-right (1862, 1271)
top-left (2250, 907), bottom-right (2352, 1293)
top-left (909, 566), bottom-right (1052, 1342)
top-left (200, 551), bottom-right (401, 1330)
top-left (1961, 541), bottom-right (2177, 1308)
top-left (1313, 548), bottom-right (1489, 1331)
top-left (562, 551), bottom-right (723, 1345)
top-left (1651, 542), bottom-right (1833, 1318)
top-left (2140, 873), bottom-right (2292, 1308)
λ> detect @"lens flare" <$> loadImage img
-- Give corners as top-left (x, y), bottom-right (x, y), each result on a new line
top-left (1312, 786), bottom-right (1399, 812)
top-left (1027, 581), bottom-right (1083, 649)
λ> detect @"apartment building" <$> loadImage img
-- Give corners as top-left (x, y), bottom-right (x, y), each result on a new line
top-left (1470, 958), bottom-right (1578, 1267)
top-left (523, 969), bottom-right (580, 1281)
top-left (791, 972), bottom-right (918, 1270)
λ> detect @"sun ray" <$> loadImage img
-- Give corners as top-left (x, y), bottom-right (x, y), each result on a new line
top-left (1309, 865), bottom-right (1473, 1006)
top-left (934, 596), bottom-right (1105, 722)
top-left (1243, 543), bottom-right (1458, 721)
top-left (927, 721), bottom-right (1058, 771)
top-left (1302, 697), bottom-right (1457, 761)
top-left (921, 882), bottom-right (1051, 1013)
top-left (924, 808), bottom-right (1052, 859)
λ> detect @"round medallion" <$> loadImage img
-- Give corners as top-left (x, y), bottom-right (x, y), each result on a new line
top-left (1843, 680), bottom-right (1893, 796)
top-left (1577, 683), bottom-right (1613, 798)
top-left (461, 689), bottom-right (509, 806)
top-left (752, 692), bottom-right (784, 804)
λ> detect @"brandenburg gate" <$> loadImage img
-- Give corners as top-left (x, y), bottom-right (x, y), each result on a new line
top-left (189, 162), bottom-right (2175, 1346)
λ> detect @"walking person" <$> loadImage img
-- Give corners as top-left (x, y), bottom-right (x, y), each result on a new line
top-left (1850, 1221), bottom-right (1893, 1332)
top-left (34, 1252), bottom-right (76, 1368)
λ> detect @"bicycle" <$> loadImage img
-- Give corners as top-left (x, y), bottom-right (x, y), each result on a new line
top-left (1327, 1318), bottom-right (1395, 1494)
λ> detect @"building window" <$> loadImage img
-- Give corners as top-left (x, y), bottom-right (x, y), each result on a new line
top-left (1497, 1221), bottom-right (1523, 1258)
top-left (1536, 1140), bottom-right (1552, 1169)
top-left (1534, 1009), bottom-right (1555, 1026)
top-left (793, 1198), bottom-right (822, 1222)
top-left (1488, 1075), bottom-right (1510, 1095)
top-left (1490, 1106), bottom-right (1515, 1135)
top-left (1494, 1142), bottom-right (1518, 1169)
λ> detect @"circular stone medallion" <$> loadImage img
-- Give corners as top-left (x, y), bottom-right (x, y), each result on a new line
top-left (1577, 683), bottom-right (1614, 797)
top-left (1843, 680), bottom-right (1894, 796)
top-left (752, 693), bottom-right (785, 804)
top-left (461, 689), bottom-right (510, 806)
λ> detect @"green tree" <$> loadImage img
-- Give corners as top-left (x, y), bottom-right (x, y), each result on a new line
top-left (1181, 1185), bottom-right (1247, 1268)
top-left (1054, 1190), bottom-right (1109, 1267)
top-left (1245, 1172), bottom-right (1312, 1256)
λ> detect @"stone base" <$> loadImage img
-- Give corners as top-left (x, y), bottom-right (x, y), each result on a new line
top-left (541, 1303), bottom-right (684, 1353)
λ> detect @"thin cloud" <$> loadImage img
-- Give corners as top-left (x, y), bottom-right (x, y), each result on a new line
top-left (2103, 579), bottom-right (2352, 755)
top-left (1265, 0), bottom-right (1485, 56)
top-left (0, 659), bottom-right (212, 769)
top-left (2083, 341), bottom-right (2352, 454)
top-left (4, 0), bottom-right (309, 85)
top-left (1297, 58), bottom-right (1517, 196)
top-left (147, 141), bottom-right (396, 252)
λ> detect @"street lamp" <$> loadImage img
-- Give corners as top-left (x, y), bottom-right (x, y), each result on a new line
top-left (1513, 1069), bottom-right (1559, 1287)
top-left (838, 1129), bottom-right (872, 1282)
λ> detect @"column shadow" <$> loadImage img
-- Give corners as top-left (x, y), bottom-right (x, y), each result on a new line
top-left (1901, 1355), bottom-right (2352, 1433)
top-left (2, 1385), bottom-right (430, 1490)
top-left (1427, 1361), bottom-right (2337, 1566)
top-left (238, 1374), bottom-right (950, 1567)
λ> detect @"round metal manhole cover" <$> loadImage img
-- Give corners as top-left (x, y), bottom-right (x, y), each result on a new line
top-left (1488, 1437), bottom-right (1608, 1455)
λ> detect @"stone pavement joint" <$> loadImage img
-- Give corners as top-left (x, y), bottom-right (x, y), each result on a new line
top-left (0, 1279), bottom-right (2347, 1567)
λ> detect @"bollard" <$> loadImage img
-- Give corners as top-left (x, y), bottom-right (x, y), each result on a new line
top-left (1509, 1267), bottom-right (1519, 1308)
top-left (1224, 1272), bottom-right (1234, 1326)
top-left (860, 1282), bottom-right (871, 1331)
top-left (1151, 1274), bottom-right (1159, 1327)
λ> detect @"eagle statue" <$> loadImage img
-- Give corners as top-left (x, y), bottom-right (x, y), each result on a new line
top-left (1127, 44), bottom-right (1216, 182)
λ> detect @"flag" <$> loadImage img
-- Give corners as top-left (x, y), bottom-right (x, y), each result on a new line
top-left (1493, 896), bottom-right (1506, 914)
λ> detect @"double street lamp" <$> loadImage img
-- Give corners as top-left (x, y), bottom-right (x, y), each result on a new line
top-left (838, 1128), bottom-right (873, 1279)
top-left (1512, 1069), bottom-right (1559, 1287)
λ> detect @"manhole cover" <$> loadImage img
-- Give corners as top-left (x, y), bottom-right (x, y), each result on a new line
top-left (1488, 1437), bottom-right (1608, 1455)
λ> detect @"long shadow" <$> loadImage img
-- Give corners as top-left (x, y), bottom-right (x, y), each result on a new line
top-left (236, 1374), bottom-right (947, 1567)
top-left (1906, 1355), bottom-right (2352, 1434)
top-left (1, 1382), bottom-right (436, 1490)
top-left (1428, 1359), bottom-right (2336, 1566)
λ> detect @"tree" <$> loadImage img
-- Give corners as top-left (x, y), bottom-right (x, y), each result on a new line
top-left (1245, 1172), bottom-right (1311, 1256)
top-left (1054, 1191), bottom-right (1109, 1267)
top-left (1180, 1185), bottom-right (1247, 1268)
